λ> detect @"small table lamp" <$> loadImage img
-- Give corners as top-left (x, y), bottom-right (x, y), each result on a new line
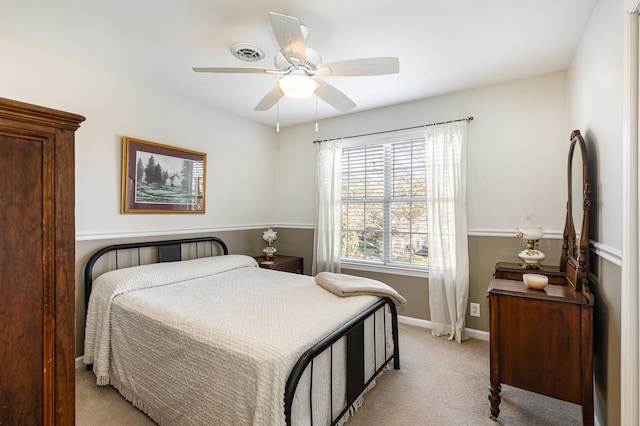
top-left (262, 227), bottom-right (278, 259)
top-left (516, 215), bottom-right (545, 270)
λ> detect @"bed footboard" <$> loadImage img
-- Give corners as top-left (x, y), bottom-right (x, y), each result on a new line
top-left (284, 297), bottom-right (399, 426)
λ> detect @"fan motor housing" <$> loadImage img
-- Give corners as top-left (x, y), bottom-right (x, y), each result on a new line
top-left (274, 48), bottom-right (322, 71)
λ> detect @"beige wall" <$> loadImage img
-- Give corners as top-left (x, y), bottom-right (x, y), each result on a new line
top-left (340, 269), bottom-right (429, 321)
top-left (276, 72), bottom-right (569, 233)
top-left (342, 235), bottom-right (563, 331)
top-left (467, 235), bottom-right (563, 331)
top-left (590, 257), bottom-right (622, 426)
top-left (75, 230), bottom-right (567, 357)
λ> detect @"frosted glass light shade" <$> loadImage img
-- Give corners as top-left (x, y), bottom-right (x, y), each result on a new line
top-left (278, 75), bottom-right (318, 99)
top-left (516, 225), bottom-right (543, 240)
top-left (262, 228), bottom-right (277, 243)
top-left (515, 216), bottom-right (545, 269)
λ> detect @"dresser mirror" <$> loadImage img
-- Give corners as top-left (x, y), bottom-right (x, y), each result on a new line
top-left (570, 142), bottom-right (583, 258)
top-left (561, 130), bottom-right (590, 290)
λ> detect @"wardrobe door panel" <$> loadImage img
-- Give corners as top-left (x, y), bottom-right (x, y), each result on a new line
top-left (0, 134), bottom-right (48, 425)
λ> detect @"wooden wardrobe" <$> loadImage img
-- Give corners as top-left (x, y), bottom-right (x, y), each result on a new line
top-left (0, 97), bottom-right (84, 425)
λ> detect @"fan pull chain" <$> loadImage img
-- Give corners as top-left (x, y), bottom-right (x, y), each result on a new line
top-left (315, 94), bottom-right (319, 132)
top-left (276, 98), bottom-right (280, 132)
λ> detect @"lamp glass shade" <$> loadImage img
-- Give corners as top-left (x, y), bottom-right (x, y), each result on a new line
top-left (516, 225), bottom-right (543, 240)
top-left (278, 75), bottom-right (318, 99)
top-left (262, 228), bottom-right (277, 243)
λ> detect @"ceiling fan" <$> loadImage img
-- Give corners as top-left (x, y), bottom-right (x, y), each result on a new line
top-left (193, 12), bottom-right (400, 113)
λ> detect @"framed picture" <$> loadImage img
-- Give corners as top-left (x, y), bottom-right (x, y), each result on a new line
top-left (121, 136), bottom-right (206, 214)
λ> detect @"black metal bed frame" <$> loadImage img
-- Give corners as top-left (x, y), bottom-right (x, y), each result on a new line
top-left (83, 236), bottom-right (400, 426)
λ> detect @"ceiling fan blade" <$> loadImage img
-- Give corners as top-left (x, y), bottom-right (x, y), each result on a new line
top-left (318, 57), bottom-right (400, 77)
top-left (316, 80), bottom-right (356, 112)
top-left (269, 12), bottom-right (306, 67)
top-left (193, 67), bottom-right (280, 74)
top-left (254, 85), bottom-right (284, 111)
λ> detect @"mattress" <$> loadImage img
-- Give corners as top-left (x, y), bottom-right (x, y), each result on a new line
top-left (84, 255), bottom-right (392, 425)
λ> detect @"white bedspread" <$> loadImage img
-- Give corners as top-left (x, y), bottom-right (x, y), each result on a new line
top-left (84, 255), bottom-right (385, 425)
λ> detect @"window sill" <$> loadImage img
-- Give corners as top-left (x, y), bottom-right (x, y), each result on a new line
top-left (340, 260), bottom-right (428, 278)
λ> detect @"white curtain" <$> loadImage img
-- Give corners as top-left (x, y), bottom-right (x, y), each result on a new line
top-left (425, 121), bottom-right (469, 343)
top-left (312, 140), bottom-right (343, 275)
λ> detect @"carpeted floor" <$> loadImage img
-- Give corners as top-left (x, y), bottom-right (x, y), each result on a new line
top-left (76, 323), bottom-right (583, 425)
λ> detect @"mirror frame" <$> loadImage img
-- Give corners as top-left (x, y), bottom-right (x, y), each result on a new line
top-left (561, 130), bottom-right (591, 290)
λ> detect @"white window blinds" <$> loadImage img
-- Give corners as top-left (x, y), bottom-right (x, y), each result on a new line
top-left (341, 137), bottom-right (428, 267)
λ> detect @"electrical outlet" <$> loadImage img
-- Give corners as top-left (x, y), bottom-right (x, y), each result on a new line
top-left (470, 302), bottom-right (480, 317)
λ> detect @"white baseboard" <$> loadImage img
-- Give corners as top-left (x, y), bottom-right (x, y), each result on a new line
top-left (398, 315), bottom-right (490, 341)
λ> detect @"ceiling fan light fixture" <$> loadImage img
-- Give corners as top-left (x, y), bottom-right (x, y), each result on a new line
top-left (194, 13), bottom-right (397, 113)
top-left (278, 74), bottom-right (318, 99)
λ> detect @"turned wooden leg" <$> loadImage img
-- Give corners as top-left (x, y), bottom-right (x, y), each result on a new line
top-left (488, 383), bottom-right (502, 420)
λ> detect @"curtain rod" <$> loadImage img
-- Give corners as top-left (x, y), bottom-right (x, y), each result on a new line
top-left (312, 116), bottom-right (473, 144)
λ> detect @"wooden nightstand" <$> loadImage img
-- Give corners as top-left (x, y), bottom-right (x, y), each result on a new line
top-left (254, 255), bottom-right (303, 274)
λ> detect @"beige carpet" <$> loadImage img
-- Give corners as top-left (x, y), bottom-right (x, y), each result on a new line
top-left (76, 323), bottom-right (583, 425)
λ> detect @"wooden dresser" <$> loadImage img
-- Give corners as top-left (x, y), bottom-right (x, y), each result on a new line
top-left (0, 98), bottom-right (84, 425)
top-left (489, 268), bottom-right (594, 425)
top-left (255, 255), bottom-right (303, 274)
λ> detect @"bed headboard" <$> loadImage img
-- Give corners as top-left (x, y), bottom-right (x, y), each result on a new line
top-left (84, 236), bottom-right (228, 311)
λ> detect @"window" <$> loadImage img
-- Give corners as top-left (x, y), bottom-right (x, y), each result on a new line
top-left (341, 136), bottom-right (428, 269)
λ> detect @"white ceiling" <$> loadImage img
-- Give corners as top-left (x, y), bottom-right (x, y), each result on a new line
top-left (0, 0), bottom-right (597, 128)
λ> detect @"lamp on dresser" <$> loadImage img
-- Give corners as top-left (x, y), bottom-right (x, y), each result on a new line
top-left (515, 214), bottom-right (545, 270)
